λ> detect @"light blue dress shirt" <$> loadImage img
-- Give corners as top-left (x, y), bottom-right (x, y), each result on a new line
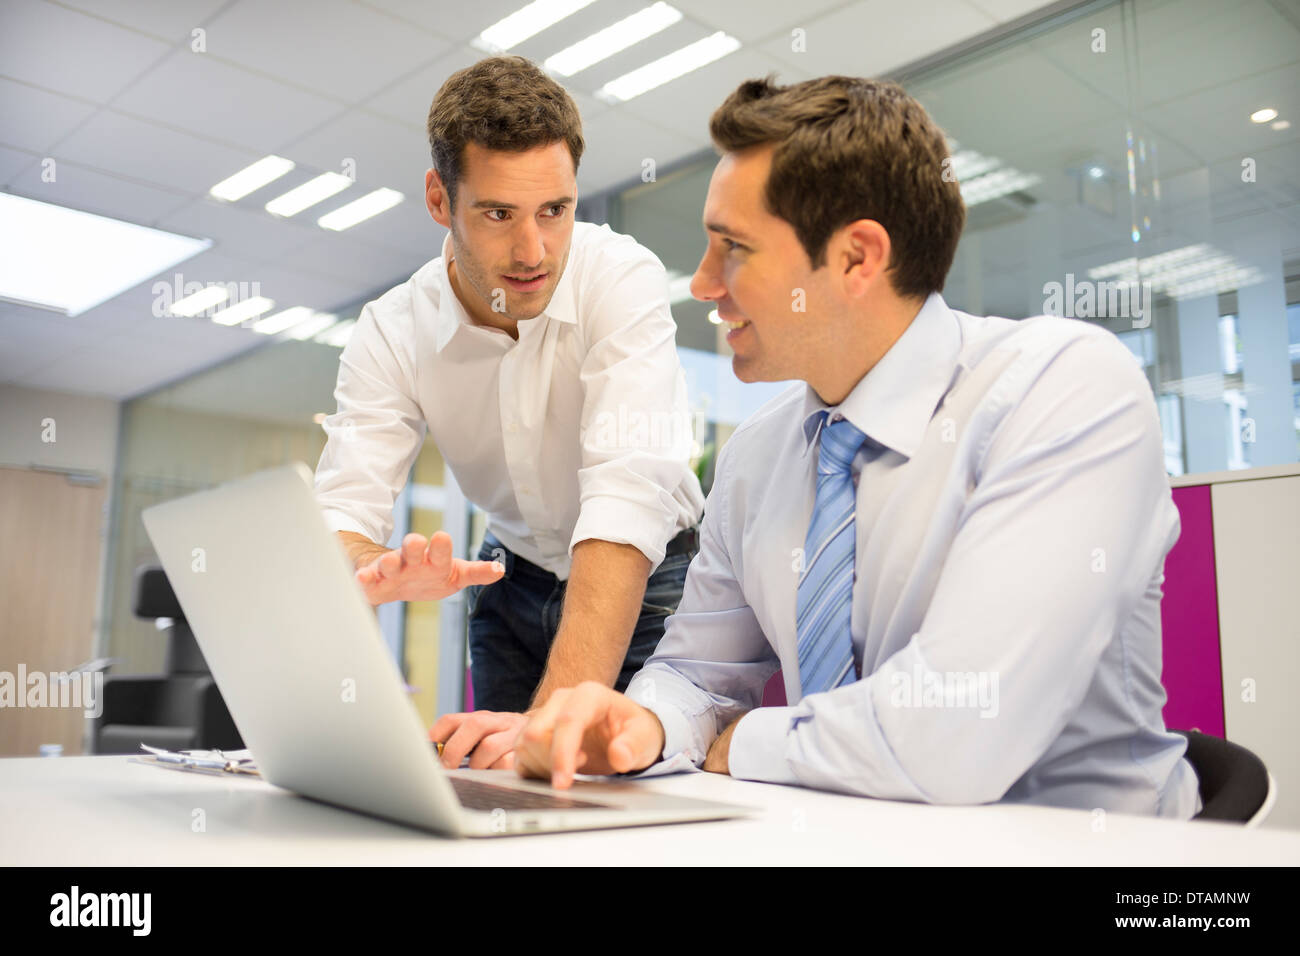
top-left (626, 292), bottom-right (1202, 818)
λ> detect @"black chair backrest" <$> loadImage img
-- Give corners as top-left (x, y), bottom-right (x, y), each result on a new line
top-left (1174, 729), bottom-right (1269, 823)
top-left (131, 565), bottom-right (210, 676)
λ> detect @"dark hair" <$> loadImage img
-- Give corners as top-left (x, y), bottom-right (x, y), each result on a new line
top-left (427, 55), bottom-right (585, 211)
top-left (709, 76), bottom-right (965, 299)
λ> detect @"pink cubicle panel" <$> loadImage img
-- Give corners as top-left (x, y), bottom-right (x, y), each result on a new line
top-left (1161, 485), bottom-right (1226, 737)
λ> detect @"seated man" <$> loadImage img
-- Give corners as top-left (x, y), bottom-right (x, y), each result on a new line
top-left (511, 75), bottom-right (1201, 818)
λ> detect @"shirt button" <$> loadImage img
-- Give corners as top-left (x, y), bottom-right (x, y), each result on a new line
top-left (506, 422), bottom-right (519, 434)
top-left (519, 485), bottom-right (532, 495)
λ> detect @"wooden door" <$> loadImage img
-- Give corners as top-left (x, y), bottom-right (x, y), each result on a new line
top-left (0, 466), bottom-right (106, 756)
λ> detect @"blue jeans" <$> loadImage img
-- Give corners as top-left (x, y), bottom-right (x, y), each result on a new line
top-left (465, 533), bottom-right (695, 713)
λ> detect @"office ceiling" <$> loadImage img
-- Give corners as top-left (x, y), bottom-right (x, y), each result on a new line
top-left (0, 0), bottom-right (1058, 400)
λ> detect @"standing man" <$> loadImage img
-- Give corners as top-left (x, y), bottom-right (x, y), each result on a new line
top-left (313, 56), bottom-right (704, 770)
top-left (512, 76), bottom-right (1200, 818)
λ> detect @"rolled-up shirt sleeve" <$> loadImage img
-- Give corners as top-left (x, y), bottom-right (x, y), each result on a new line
top-left (313, 296), bottom-right (427, 546)
top-left (726, 333), bottom-right (1175, 803)
top-left (569, 248), bottom-right (701, 569)
top-left (625, 438), bottom-right (780, 767)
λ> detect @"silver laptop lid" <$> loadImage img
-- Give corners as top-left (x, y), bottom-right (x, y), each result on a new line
top-left (141, 463), bottom-right (467, 835)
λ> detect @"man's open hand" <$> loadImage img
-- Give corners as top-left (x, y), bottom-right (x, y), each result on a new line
top-left (355, 531), bottom-right (503, 606)
top-left (514, 681), bottom-right (665, 788)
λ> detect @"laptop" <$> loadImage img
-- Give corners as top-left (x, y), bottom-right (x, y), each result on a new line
top-left (140, 463), bottom-right (753, 837)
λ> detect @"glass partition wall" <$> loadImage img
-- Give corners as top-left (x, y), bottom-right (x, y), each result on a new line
top-left (609, 0), bottom-right (1300, 478)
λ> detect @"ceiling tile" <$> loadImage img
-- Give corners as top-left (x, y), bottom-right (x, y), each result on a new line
top-left (575, 109), bottom-right (698, 196)
top-left (5, 161), bottom-right (191, 225)
top-left (111, 51), bottom-right (345, 152)
top-left (52, 108), bottom-right (261, 194)
top-left (0, 0), bottom-right (172, 103)
top-left (332, 196), bottom-right (447, 263)
top-left (683, 0), bottom-right (852, 45)
top-left (155, 196), bottom-right (319, 265)
top-left (967, 0), bottom-right (1063, 22)
top-left (362, 0), bottom-right (552, 44)
top-left (276, 231), bottom-right (431, 290)
top-left (0, 78), bottom-right (97, 155)
top-left (617, 49), bottom-right (814, 143)
top-left (58, 0), bottom-right (233, 42)
top-left (0, 145), bottom-right (41, 187)
top-left (758, 0), bottom-right (997, 77)
top-left (200, 0), bottom-right (453, 104)
top-left (282, 108), bottom-right (429, 199)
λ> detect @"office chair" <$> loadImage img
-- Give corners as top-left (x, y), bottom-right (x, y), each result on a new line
top-left (93, 565), bottom-right (244, 754)
top-left (1173, 729), bottom-right (1275, 826)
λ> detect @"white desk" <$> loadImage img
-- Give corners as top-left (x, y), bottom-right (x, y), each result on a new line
top-left (3, 756), bottom-right (1297, 865)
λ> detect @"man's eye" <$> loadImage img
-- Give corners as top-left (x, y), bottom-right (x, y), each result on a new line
top-left (722, 238), bottom-right (742, 252)
top-left (545, 204), bottom-right (566, 217)
top-left (487, 209), bottom-right (508, 222)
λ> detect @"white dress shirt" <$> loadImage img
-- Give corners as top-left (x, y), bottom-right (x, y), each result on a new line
top-left (627, 292), bottom-right (1202, 818)
top-left (313, 222), bottom-right (704, 578)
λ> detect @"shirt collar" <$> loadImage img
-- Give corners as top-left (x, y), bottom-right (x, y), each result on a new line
top-left (800, 292), bottom-right (963, 460)
top-left (431, 231), bottom-right (577, 353)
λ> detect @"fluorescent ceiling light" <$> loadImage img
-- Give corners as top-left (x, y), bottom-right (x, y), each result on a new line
top-left (315, 318), bottom-right (356, 348)
top-left (210, 296), bottom-right (276, 326)
top-left (545, 2), bottom-right (682, 77)
top-left (209, 156), bottom-right (295, 201)
top-left (946, 146), bottom-right (1001, 182)
top-left (169, 285), bottom-right (230, 317)
top-left (317, 188), bottom-right (404, 231)
top-left (251, 305), bottom-right (321, 335)
top-left (1088, 243), bottom-right (1265, 300)
top-left (0, 194), bottom-right (210, 317)
top-left (265, 172), bottom-right (352, 217)
top-left (1250, 107), bottom-right (1278, 124)
top-left (286, 311), bottom-right (339, 340)
top-left (960, 167), bottom-right (1040, 206)
top-left (597, 30), bottom-right (740, 102)
top-left (475, 0), bottom-right (598, 52)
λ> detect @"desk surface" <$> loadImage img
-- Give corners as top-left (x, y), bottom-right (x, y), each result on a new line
top-left (3, 756), bottom-right (1297, 865)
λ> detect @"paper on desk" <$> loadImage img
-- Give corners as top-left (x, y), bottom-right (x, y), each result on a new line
top-left (138, 743), bottom-right (258, 771)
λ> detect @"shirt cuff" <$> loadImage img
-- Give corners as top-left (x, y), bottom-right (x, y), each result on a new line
top-left (570, 493), bottom-right (677, 569)
top-left (318, 507), bottom-right (381, 542)
top-left (727, 706), bottom-right (801, 786)
top-left (626, 680), bottom-right (705, 766)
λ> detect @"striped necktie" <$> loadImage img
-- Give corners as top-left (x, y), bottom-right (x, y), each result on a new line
top-left (796, 412), bottom-right (867, 697)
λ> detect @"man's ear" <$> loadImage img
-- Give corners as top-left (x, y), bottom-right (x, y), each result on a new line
top-left (835, 219), bottom-right (891, 300)
top-left (426, 168), bottom-right (452, 228)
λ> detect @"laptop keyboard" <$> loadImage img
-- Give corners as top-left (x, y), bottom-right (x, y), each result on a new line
top-left (450, 776), bottom-right (609, 811)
